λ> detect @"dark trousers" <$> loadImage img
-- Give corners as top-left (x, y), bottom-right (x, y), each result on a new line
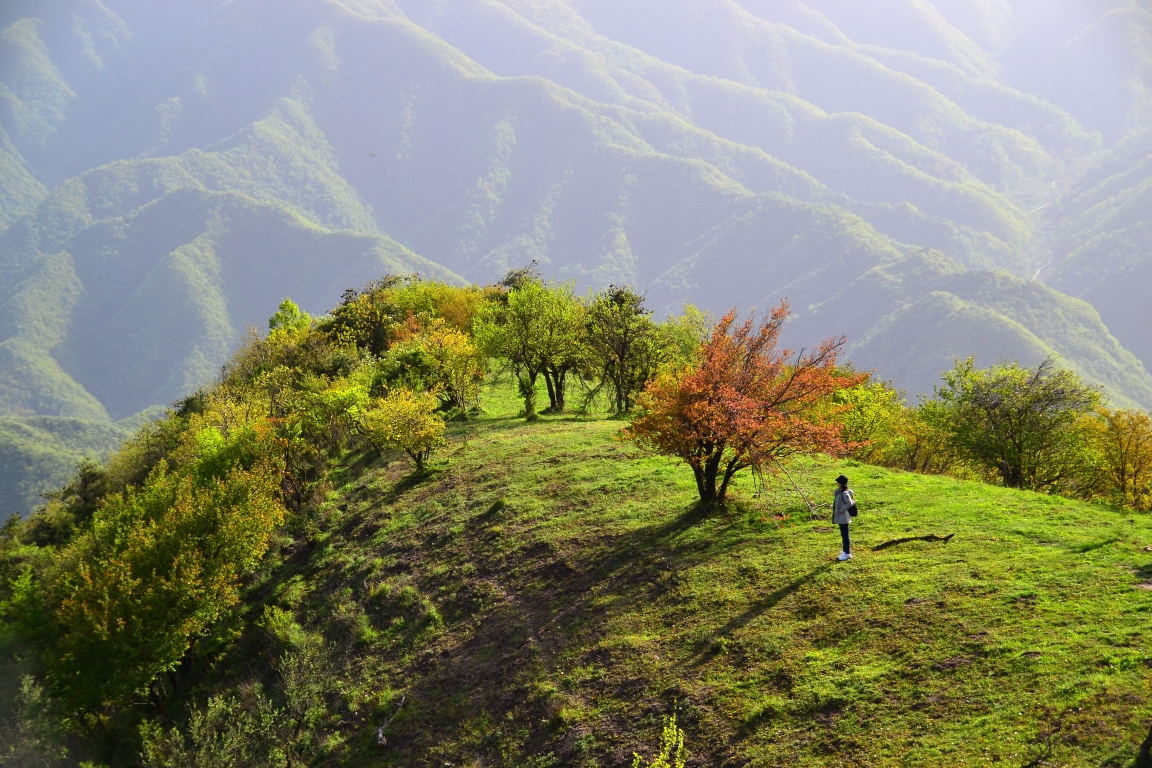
top-left (839, 523), bottom-right (851, 554)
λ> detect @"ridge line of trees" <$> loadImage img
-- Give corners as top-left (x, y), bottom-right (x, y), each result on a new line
top-left (838, 356), bottom-right (1152, 506)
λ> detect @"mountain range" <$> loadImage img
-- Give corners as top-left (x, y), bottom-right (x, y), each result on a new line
top-left (2, 0), bottom-right (1151, 515)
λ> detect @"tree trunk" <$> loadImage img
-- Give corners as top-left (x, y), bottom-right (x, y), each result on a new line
top-left (149, 677), bottom-right (166, 709)
top-left (554, 367), bottom-right (567, 410)
top-left (543, 366), bottom-right (569, 411)
top-left (520, 371), bottom-right (539, 422)
top-left (717, 458), bottom-right (741, 501)
top-left (692, 465), bottom-right (709, 502)
top-left (613, 363), bottom-right (627, 415)
top-left (700, 452), bottom-right (723, 502)
top-left (543, 369), bottom-right (558, 412)
top-left (1002, 461), bottom-right (1024, 489)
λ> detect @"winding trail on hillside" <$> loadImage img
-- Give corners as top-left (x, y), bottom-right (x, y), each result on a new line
top-left (1032, 246), bottom-right (1056, 282)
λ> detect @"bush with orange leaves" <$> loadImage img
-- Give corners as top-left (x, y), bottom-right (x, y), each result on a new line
top-left (623, 303), bottom-right (864, 504)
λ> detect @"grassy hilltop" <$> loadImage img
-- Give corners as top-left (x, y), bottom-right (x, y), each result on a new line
top-left (90, 381), bottom-right (1148, 767)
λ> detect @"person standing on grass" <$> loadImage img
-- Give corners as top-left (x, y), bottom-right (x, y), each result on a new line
top-left (833, 474), bottom-right (855, 561)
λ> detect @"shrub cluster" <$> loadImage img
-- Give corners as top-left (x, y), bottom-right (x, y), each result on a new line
top-left (0, 276), bottom-right (496, 748)
top-left (836, 357), bottom-right (1152, 507)
top-left (473, 268), bottom-right (710, 420)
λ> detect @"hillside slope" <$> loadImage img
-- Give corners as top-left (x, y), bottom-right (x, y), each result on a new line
top-left (101, 386), bottom-right (1152, 766)
top-left (1047, 127), bottom-right (1152, 373)
top-left (0, 413), bottom-right (147, 518)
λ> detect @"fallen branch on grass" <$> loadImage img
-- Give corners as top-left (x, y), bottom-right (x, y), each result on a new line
top-left (376, 693), bottom-right (407, 747)
top-left (872, 533), bottom-right (955, 551)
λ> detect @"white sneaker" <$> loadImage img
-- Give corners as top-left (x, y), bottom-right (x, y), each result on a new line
top-left (837, 552), bottom-right (852, 561)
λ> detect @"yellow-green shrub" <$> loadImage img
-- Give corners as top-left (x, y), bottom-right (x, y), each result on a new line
top-left (357, 389), bottom-right (446, 472)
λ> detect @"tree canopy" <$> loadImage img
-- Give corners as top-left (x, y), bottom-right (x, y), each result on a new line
top-left (624, 304), bottom-right (863, 504)
top-left (935, 357), bottom-right (1101, 491)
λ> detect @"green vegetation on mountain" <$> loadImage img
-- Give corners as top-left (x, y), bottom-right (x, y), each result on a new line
top-left (0, 415), bottom-right (139, 521)
top-left (4, 281), bottom-right (1152, 765)
top-left (0, 17), bottom-right (74, 158)
top-left (0, 77), bottom-right (458, 515)
top-left (0, 180), bottom-right (451, 507)
top-left (111, 402), bottom-right (1152, 765)
top-left (470, 0), bottom-right (1078, 185)
top-left (3, 1), bottom-right (1151, 762)
top-left (0, 126), bottom-right (45, 230)
top-left (1048, 128), bottom-right (1152, 373)
top-left (2, 0), bottom-right (1152, 514)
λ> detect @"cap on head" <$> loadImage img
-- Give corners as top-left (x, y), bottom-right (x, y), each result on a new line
top-left (835, 474), bottom-right (849, 486)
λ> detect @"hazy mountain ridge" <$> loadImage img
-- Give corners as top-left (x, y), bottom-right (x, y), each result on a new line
top-left (0, 123), bottom-right (46, 229)
top-left (0, 412), bottom-right (144, 518)
top-left (410, 0), bottom-right (1049, 263)
top-left (1, 0), bottom-right (1150, 515)
top-left (1048, 126), bottom-right (1152, 377)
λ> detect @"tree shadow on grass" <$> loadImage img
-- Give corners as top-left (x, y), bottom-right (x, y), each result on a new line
top-left (377, 467), bottom-right (444, 505)
top-left (359, 483), bottom-right (827, 764)
top-left (614, 500), bottom-right (716, 548)
top-left (709, 563), bottom-right (832, 640)
top-left (1068, 537), bottom-right (1122, 554)
top-left (369, 499), bottom-right (730, 747)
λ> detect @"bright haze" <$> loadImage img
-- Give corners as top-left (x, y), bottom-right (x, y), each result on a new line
top-left (1, 0), bottom-right (1150, 512)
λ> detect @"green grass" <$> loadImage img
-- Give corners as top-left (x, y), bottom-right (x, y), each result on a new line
top-left (222, 381), bottom-right (1152, 766)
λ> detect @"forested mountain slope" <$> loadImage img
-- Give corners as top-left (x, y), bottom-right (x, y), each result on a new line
top-left (1049, 127), bottom-right (1152, 373)
top-left (1, 0), bottom-right (1151, 514)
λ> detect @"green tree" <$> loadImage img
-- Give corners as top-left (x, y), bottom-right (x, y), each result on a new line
top-left (832, 377), bottom-right (906, 462)
top-left (297, 376), bottom-right (371, 452)
top-left (882, 401), bottom-right (968, 476)
top-left (658, 303), bottom-right (714, 367)
top-left (5, 454), bottom-right (284, 717)
top-left (357, 389), bottom-right (446, 472)
top-left (0, 674), bottom-right (71, 767)
top-left (378, 276), bottom-right (494, 333)
top-left (416, 319), bottom-right (485, 414)
top-left (1089, 409), bottom-right (1152, 509)
top-left (268, 298), bottom-right (311, 333)
top-left (586, 287), bottom-right (663, 415)
top-left (320, 276), bottom-right (496, 356)
top-left (322, 277), bottom-right (404, 355)
top-left (139, 640), bottom-right (330, 768)
top-left (538, 282), bottom-right (586, 412)
top-left (934, 357), bottom-right (1101, 490)
top-left (473, 279), bottom-right (550, 421)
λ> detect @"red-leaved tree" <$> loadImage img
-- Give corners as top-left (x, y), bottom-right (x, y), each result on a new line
top-left (623, 303), bottom-right (864, 504)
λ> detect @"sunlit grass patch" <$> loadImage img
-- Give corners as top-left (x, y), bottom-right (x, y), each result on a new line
top-left (232, 379), bottom-right (1152, 765)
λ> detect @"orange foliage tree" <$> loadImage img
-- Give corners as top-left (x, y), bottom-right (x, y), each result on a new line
top-left (623, 303), bottom-right (864, 504)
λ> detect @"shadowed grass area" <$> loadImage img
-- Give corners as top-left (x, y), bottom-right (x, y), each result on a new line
top-left (225, 381), bottom-right (1152, 767)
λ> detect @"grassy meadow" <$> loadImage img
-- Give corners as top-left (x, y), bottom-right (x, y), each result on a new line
top-left (231, 379), bottom-right (1152, 766)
